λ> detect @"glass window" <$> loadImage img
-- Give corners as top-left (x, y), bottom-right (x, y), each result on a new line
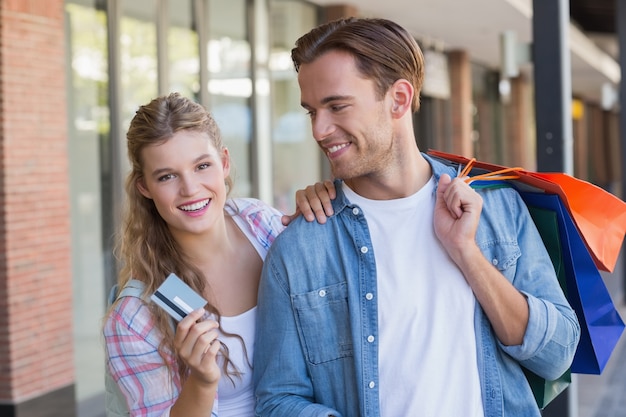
top-left (65, 0), bottom-right (109, 409)
top-left (121, 0), bottom-right (159, 128)
top-left (269, 0), bottom-right (321, 213)
top-left (206, 0), bottom-right (253, 197)
top-left (168, 1), bottom-right (199, 99)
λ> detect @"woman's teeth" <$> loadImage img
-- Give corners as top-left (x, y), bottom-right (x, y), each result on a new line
top-left (179, 199), bottom-right (209, 211)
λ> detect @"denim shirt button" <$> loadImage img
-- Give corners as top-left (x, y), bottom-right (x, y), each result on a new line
top-left (318, 289), bottom-right (327, 297)
top-left (368, 381), bottom-right (375, 389)
top-left (352, 207), bottom-right (360, 216)
top-left (492, 258), bottom-right (498, 266)
top-left (367, 335), bottom-right (375, 343)
top-left (365, 292), bottom-right (373, 300)
top-left (360, 246), bottom-right (369, 254)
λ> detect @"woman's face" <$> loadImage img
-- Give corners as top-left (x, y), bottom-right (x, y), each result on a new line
top-left (136, 130), bottom-right (230, 240)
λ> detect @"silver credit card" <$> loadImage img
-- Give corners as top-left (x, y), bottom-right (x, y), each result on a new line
top-left (151, 273), bottom-right (208, 322)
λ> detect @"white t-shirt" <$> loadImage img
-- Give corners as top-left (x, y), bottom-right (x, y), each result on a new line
top-left (343, 179), bottom-right (484, 417)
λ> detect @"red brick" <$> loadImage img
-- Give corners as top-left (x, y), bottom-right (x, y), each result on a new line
top-left (0, 0), bottom-right (73, 403)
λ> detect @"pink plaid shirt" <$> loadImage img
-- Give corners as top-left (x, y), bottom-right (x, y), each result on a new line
top-left (104, 198), bottom-right (284, 417)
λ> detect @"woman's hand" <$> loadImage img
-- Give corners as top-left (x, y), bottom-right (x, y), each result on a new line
top-left (174, 308), bottom-right (221, 386)
top-left (282, 180), bottom-right (336, 225)
top-left (170, 308), bottom-right (220, 416)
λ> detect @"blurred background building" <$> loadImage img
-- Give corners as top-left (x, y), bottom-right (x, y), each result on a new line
top-left (0, 0), bottom-right (621, 416)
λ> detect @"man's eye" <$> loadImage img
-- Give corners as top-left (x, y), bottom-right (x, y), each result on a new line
top-left (331, 105), bottom-right (347, 112)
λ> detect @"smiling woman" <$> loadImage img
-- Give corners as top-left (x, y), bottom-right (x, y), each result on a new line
top-left (101, 92), bottom-right (335, 417)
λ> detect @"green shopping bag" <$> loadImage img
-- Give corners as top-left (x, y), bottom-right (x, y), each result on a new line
top-left (522, 204), bottom-right (571, 408)
top-left (522, 368), bottom-right (571, 409)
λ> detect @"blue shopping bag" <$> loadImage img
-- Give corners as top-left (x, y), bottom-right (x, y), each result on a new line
top-left (520, 192), bottom-right (625, 374)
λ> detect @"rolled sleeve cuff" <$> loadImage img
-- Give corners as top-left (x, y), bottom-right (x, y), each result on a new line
top-left (505, 292), bottom-right (556, 356)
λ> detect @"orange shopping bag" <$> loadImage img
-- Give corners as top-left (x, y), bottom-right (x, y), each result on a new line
top-left (427, 150), bottom-right (626, 272)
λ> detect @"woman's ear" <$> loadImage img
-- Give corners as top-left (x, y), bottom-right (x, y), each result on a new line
top-left (390, 79), bottom-right (414, 118)
top-left (221, 147), bottom-right (231, 177)
top-left (136, 177), bottom-right (152, 199)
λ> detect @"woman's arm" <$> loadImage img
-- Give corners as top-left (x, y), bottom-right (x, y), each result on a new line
top-left (105, 300), bottom-right (220, 417)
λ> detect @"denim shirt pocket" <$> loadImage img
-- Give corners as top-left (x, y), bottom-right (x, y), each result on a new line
top-left (477, 240), bottom-right (521, 282)
top-left (292, 281), bottom-right (353, 365)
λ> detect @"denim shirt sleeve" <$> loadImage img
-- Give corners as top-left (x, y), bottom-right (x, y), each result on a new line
top-left (475, 184), bottom-right (581, 381)
top-left (253, 229), bottom-right (342, 417)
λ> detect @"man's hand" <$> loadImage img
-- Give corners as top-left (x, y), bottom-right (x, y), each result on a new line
top-left (433, 174), bottom-right (483, 263)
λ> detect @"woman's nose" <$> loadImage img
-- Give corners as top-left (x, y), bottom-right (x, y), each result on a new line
top-left (179, 175), bottom-right (200, 196)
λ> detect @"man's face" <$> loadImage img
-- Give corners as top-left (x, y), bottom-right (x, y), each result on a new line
top-left (298, 50), bottom-right (395, 181)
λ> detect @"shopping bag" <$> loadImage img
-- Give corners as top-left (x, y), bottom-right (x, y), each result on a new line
top-left (521, 192), bottom-right (625, 374)
top-left (427, 150), bottom-right (626, 272)
top-left (523, 367), bottom-right (571, 409)
top-left (522, 204), bottom-right (571, 408)
top-left (426, 150), bottom-right (626, 374)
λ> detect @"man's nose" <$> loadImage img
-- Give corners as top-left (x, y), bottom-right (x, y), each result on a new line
top-left (311, 112), bottom-right (335, 141)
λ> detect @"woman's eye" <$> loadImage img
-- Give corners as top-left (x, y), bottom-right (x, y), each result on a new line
top-left (158, 173), bottom-right (175, 182)
top-left (198, 163), bottom-right (211, 170)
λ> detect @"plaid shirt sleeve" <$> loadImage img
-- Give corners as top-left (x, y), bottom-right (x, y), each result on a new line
top-left (227, 198), bottom-right (286, 255)
top-left (104, 297), bottom-right (182, 417)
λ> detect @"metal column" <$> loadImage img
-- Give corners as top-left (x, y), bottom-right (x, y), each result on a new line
top-left (106, 0), bottom-right (124, 293)
top-left (533, 0), bottom-right (573, 175)
top-left (532, 0), bottom-right (575, 415)
top-left (618, 0), bottom-right (626, 308)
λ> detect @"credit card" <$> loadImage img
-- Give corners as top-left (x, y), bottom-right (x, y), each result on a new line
top-left (151, 273), bottom-right (208, 322)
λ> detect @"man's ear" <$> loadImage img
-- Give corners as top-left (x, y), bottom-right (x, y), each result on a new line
top-left (390, 79), bottom-right (414, 118)
top-left (136, 177), bottom-right (152, 199)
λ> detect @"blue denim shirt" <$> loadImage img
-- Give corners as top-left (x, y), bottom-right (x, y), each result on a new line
top-left (254, 154), bottom-right (580, 417)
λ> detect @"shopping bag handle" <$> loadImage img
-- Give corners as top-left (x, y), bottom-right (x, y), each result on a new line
top-left (459, 158), bottom-right (523, 184)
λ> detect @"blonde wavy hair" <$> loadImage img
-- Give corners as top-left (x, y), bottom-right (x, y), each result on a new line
top-left (112, 92), bottom-right (239, 383)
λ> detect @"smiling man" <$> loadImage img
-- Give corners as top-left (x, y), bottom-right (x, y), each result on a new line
top-left (253, 17), bottom-right (580, 417)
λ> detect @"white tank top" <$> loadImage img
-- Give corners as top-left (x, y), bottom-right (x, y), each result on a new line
top-left (215, 210), bottom-right (264, 416)
top-left (216, 307), bottom-right (256, 417)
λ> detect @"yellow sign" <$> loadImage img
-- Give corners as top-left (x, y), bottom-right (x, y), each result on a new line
top-left (572, 99), bottom-right (584, 120)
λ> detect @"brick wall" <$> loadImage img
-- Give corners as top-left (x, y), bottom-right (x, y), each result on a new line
top-left (0, 0), bottom-right (74, 406)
